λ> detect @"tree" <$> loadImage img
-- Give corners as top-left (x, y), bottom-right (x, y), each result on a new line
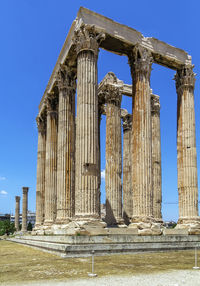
top-left (0, 220), bottom-right (16, 235)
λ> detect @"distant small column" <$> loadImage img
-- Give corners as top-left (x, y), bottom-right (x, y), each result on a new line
top-left (151, 94), bottom-right (162, 221)
top-left (15, 196), bottom-right (20, 231)
top-left (105, 85), bottom-right (124, 226)
top-left (44, 94), bottom-right (58, 225)
top-left (35, 115), bottom-right (46, 227)
top-left (22, 187), bottom-right (29, 232)
top-left (122, 114), bottom-right (132, 225)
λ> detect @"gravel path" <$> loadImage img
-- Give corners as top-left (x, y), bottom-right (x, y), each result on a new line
top-left (2, 270), bottom-right (200, 286)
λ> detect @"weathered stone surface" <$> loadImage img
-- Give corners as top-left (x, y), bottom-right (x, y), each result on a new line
top-left (35, 9), bottom-right (200, 236)
top-left (15, 196), bottom-right (20, 231)
top-left (163, 228), bottom-right (188, 236)
top-left (38, 7), bottom-right (192, 113)
top-left (103, 82), bottom-right (123, 226)
top-left (35, 115), bottom-right (46, 227)
top-left (44, 95), bottom-right (58, 225)
top-left (22, 187), bottom-right (29, 232)
top-left (151, 93), bottom-right (162, 221)
top-left (122, 114), bottom-right (132, 225)
top-left (175, 66), bottom-right (199, 228)
top-left (74, 25), bottom-right (104, 222)
top-left (56, 64), bottom-right (76, 223)
top-left (129, 45), bottom-right (154, 225)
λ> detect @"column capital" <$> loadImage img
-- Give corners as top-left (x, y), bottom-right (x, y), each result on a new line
top-left (100, 84), bottom-right (122, 107)
top-left (45, 93), bottom-right (58, 117)
top-left (36, 116), bottom-right (46, 135)
top-left (22, 187), bottom-right (29, 194)
top-left (151, 94), bottom-right (160, 115)
top-left (128, 44), bottom-right (153, 78)
top-left (56, 64), bottom-right (76, 95)
top-left (122, 114), bottom-right (132, 132)
top-left (73, 24), bottom-right (105, 56)
top-left (15, 196), bottom-right (20, 202)
top-left (175, 65), bottom-right (196, 92)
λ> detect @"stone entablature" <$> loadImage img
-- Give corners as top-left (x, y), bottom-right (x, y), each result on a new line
top-left (38, 8), bottom-right (192, 115)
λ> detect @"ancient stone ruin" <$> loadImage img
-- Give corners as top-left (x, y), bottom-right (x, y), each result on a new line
top-left (33, 7), bottom-right (200, 236)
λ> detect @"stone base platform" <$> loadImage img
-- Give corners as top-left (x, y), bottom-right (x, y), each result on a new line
top-left (8, 231), bottom-right (200, 258)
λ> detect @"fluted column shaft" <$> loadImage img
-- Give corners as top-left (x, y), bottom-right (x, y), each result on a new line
top-left (56, 65), bottom-right (76, 223)
top-left (15, 196), bottom-right (20, 231)
top-left (129, 46), bottom-right (153, 222)
top-left (74, 26), bottom-right (104, 219)
top-left (35, 117), bottom-right (46, 227)
top-left (122, 114), bottom-right (132, 224)
top-left (151, 94), bottom-right (162, 220)
top-left (44, 97), bottom-right (58, 225)
top-left (22, 187), bottom-right (29, 232)
top-left (105, 86), bottom-right (123, 225)
top-left (175, 67), bottom-right (199, 222)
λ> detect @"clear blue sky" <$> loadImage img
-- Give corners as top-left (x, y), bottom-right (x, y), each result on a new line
top-left (0, 0), bottom-right (200, 222)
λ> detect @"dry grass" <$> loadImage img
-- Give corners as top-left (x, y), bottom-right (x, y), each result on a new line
top-left (0, 240), bottom-right (198, 284)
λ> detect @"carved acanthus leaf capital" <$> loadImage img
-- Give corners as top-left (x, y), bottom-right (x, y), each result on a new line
top-left (15, 196), bottom-right (20, 202)
top-left (99, 84), bottom-right (122, 107)
top-left (56, 64), bottom-right (76, 95)
top-left (73, 24), bottom-right (105, 56)
top-left (128, 45), bottom-right (153, 78)
top-left (45, 92), bottom-right (58, 116)
top-left (151, 95), bottom-right (160, 114)
top-left (36, 116), bottom-right (46, 134)
top-left (175, 65), bottom-right (196, 91)
top-left (122, 114), bottom-right (132, 132)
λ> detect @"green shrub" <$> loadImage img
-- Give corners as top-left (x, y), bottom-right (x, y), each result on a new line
top-left (0, 220), bottom-right (16, 235)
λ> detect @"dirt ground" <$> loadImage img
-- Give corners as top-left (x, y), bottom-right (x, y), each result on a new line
top-left (0, 240), bottom-right (199, 285)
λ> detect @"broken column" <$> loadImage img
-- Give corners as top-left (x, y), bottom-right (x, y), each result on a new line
top-left (151, 93), bottom-right (162, 222)
top-left (35, 114), bottom-right (46, 227)
top-left (175, 66), bottom-right (200, 232)
top-left (122, 114), bottom-right (132, 225)
top-left (129, 45), bottom-right (157, 233)
top-left (104, 84), bottom-right (123, 226)
top-left (56, 65), bottom-right (76, 224)
top-left (44, 94), bottom-right (58, 225)
top-left (22, 187), bottom-right (29, 232)
top-left (15, 196), bottom-right (20, 231)
top-left (73, 25), bottom-right (105, 223)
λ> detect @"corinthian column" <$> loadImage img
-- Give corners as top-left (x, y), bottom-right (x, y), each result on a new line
top-left (104, 85), bottom-right (123, 226)
top-left (175, 66), bottom-right (199, 229)
top-left (56, 65), bottom-right (76, 223)
top-left (15, 196), bottom-right (20, 231)
top-left (44, 95), bottom-right (58, 225)
top-left (129, 45), bottom-right (154, 227)
top-left (151, 94), bottom-right (162, 221)
top-left (122, 114), bottom-right (132, 225)
top-left (22, 187), bottom-right (29, 232)
top-left (35, 115), bottom-right (46, 227)
top-left (73, 25), bottom-right (105, 221)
